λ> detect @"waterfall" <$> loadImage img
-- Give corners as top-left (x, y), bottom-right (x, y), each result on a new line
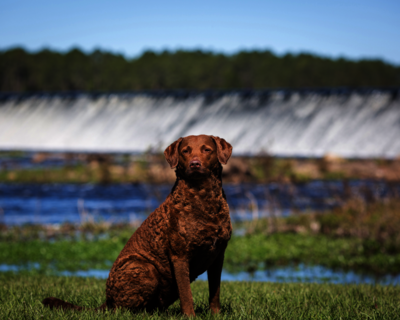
top-left (0, 90), bottom-right (399, 158)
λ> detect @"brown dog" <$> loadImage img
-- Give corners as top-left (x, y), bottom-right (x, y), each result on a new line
top-left (42, 135), bottom-right (233, 316)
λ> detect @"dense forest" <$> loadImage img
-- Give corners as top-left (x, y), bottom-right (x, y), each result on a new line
top-left (0, 47), bottom-right (399, 92)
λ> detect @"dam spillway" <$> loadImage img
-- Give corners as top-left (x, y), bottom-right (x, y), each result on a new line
top-left (0, 89), bottom-right (399, 158)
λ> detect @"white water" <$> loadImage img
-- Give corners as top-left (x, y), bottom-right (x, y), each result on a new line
top-left (0, 91), bottom-right (399, 158)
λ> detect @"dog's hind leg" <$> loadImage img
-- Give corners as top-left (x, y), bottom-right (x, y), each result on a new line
top-left (106, 260), bottom-right (161, 312)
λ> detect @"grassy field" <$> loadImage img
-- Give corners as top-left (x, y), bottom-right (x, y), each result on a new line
top-left (1, 273), bottom-right (399, 319)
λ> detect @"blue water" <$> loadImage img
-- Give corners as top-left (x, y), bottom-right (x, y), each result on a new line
top-left (56, 266), bottom-right (400, 285)
top-left (0, 152), bottom-right (83, 170)
top-left (1, 263), bottom-right (399, 285)
top-left (0, 180), bottom-right (398, 225)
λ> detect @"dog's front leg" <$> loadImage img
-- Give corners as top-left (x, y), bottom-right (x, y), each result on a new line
top-left (207, 248), bottom-right (226, 314)
top-left (171, 257), bottom-right (195, 317)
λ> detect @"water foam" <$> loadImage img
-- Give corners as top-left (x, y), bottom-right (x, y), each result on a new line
top-left (1, 90), bottom-right (399, 158)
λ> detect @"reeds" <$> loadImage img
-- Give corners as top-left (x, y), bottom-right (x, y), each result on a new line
top-left (238, 196), bottom-right (400, 256)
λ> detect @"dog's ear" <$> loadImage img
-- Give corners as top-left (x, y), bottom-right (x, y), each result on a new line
top-left (164, 137), bottom-right (183, 168)
top-left (211, 136), bottom-right (232, 165)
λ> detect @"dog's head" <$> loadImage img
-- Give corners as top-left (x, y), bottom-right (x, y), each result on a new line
top-left (164, 135), bottom-right (232, 179)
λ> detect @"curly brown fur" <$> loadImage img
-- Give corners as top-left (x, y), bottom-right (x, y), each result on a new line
top-left (42, 135), bottom-right (233, 317)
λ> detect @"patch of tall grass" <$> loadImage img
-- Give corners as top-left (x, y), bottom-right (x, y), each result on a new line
top-left (242, 198), bottom-right (400, 252)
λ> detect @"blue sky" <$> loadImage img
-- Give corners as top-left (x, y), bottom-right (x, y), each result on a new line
top-left (1, 0), bottom-right (399, 64)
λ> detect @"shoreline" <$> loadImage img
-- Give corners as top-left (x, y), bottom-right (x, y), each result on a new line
top-left (2, 197), bottom-right (400, 275)
top-left (1, 152), bottom-right (400, 184)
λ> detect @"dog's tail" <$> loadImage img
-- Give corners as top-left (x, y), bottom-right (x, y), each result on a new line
top-left (42, 297), bottom-right (107, 312)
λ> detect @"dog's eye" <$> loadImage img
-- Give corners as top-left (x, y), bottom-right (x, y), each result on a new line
top-left (182, 150), bottom-right (189, 154)
top-left (204, 148), bottom-right (211, 152)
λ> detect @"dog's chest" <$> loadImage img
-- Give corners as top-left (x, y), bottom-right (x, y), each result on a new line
top-left (183, 204), bottom-right (231, 254)
top-left (169, 183), bottom-right (232, 258)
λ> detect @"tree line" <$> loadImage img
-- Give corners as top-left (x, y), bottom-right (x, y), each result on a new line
top-left (1, 47), bottom-right (399, 92)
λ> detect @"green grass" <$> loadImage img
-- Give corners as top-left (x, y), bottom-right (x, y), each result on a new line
top-left (226, 233), bottom-right (400, 274)
top-left (0, 273), bottom-right (399, 319)
top-left (1, 233), bottom-right (400, 275)
top-left (0, 165), bottom-right (108, 184)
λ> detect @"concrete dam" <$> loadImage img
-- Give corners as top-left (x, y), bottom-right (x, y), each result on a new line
top-left (0, 89), bottom-right (399, 158)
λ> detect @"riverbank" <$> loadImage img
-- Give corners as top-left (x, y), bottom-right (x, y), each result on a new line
top-left (1, 152), bottom-right (400, 184)
top-left (1, 198), bottom-right (400, 275)
top-left (1, 273), bottom-right (399, 319)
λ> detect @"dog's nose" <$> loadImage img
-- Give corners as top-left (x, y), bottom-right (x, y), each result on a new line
top-left (190, 160), bottom-right (201, 169)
